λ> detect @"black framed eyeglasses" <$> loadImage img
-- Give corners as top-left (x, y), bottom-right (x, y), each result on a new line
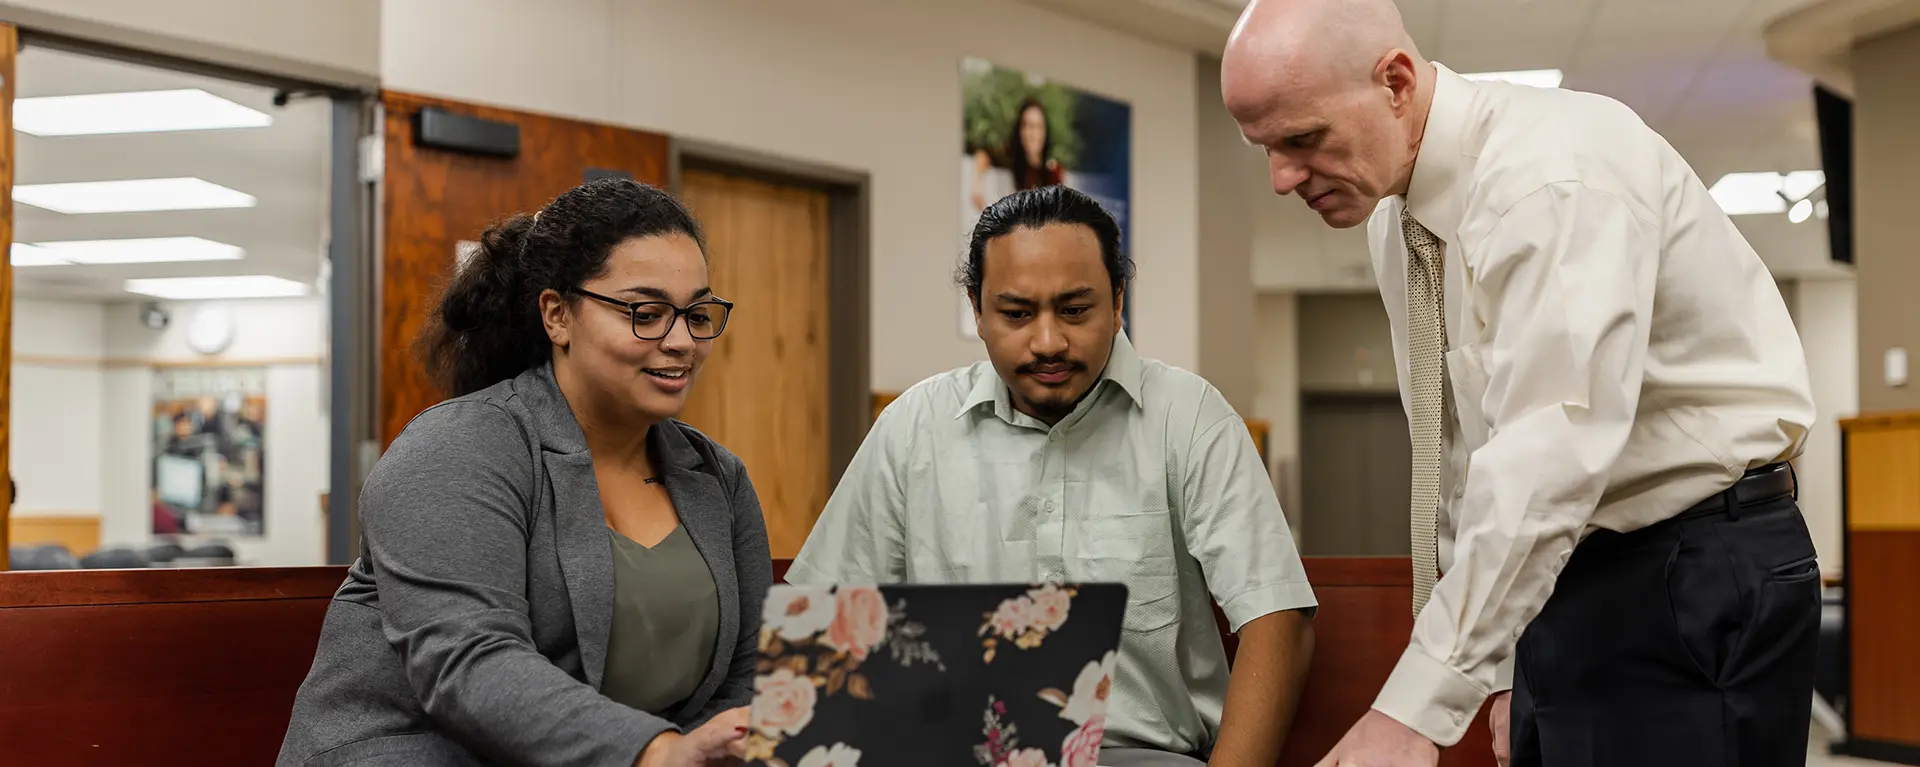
top-left (572, 288), bottom-right (734, 341)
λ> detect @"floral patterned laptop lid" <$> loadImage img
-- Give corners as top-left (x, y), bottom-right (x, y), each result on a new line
top-left (747, 582), bottom-right (1128, 767)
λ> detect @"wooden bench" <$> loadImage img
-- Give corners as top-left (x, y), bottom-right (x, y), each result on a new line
top-left (0, 559), bottom-right (1492, 766)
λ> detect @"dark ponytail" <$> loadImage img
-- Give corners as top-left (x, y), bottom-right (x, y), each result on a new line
top-left (415, 178), bottom-right (707, 398)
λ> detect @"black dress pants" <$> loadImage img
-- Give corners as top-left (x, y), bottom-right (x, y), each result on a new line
top-left (1509, 488), bottom-right (1821, 767)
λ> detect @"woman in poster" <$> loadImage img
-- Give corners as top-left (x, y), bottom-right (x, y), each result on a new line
top-left (970, 97), bottom-right (1066, 212)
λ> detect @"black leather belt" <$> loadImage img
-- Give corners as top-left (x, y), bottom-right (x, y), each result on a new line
top-left (1675, 462), bottom-right (1796, 521)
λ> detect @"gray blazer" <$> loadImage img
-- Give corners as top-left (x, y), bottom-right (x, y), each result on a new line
top-left (277, 364), bottom-right (772, 766)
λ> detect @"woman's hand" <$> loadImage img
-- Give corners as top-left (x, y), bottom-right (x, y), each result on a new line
top-left (635, 707), bottom-right (751, 767)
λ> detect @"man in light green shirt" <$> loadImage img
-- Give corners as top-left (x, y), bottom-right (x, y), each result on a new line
top-left (789, 186), bottom-right (1317, 766)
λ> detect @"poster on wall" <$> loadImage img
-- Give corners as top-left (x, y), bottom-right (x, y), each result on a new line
top-left (151, 367), bottom-right (267, 537)
top-left (960, 56), bottom-right (1133, 340)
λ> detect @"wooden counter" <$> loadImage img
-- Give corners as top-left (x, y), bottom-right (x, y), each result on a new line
top-left (1838, 410), bottom-right (1920, 763)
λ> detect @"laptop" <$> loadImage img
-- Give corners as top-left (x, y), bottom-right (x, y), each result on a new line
top-left (747, 582), bottom-right (1128, 767)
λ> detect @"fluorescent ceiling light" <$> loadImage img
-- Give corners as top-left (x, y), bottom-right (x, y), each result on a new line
top-left (125, 275), bottom-right (309, 300)
top-left (15, 88), bottom-right (272, 137)
top-left (22, 236), bottom-right (244, 265)
top-left (14, 177), bottom-right (256, 214)
top-left (1460, 69), bottom-right (1564, 88)
top-left (11, 243), bottom-right (65, 267)
top-left (1708, 170), bottom-right (1825, 216)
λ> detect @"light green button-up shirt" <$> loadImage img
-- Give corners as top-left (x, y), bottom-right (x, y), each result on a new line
top-left (789, 332), bottom-right (1317, 755)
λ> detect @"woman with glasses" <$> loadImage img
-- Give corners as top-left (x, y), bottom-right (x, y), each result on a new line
top-left (279, 178), bottom-right (765, 767)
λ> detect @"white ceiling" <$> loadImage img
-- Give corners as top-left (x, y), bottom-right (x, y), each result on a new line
top-left (12, 45), bottom-right (331, 301)
top-left (1024, 0), bottom-right (1854, 279)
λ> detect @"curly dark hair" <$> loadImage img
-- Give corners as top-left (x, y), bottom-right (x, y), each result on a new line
top-left (415, 177), bottom-right (707, 397)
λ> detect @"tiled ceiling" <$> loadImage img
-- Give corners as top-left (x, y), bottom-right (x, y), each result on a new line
top-left (12, 46), bottom-right (330, 300)
top-left (1024, 0), bottom-right (1850, 278)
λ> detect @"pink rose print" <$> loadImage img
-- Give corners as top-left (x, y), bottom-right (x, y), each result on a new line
top-left (990, 596), bottom-right (1034, 639)
top-left (825, 585), bottom-right (890, 661)
top-left (764, 584), bottom-right (836, 642)
top-left (1025, 584), bottom-right (1071, 632)
top-left (1004, 747), bottom-right (1052, 767)
top-left (1060, 651), bottom-right (1117, 725)
top-left (979, 584), bottom-right (1078, 662)
top-left (751, 667), bottom-right (818, 738)
top-left (1060, 714), bottom-right (1106, 767)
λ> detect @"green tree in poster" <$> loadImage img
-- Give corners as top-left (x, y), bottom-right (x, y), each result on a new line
top-left (962, 60), bottom-right (1081, 170)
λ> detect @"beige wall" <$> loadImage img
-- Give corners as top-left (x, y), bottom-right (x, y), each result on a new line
top-left (0, 0), bottom-right (380, 85)
top-left (1195, 56), bottom-right (1257, 413)
top-left (1785, 277), bottom-right (1859, 572)
top-left (1296, 293), bottom-right (1399, 393)
top-left (381, 0), bottom-right (1202, 391)
top-left (1853, 21), bottom-right (1920, 412)
top-left (1252, 293), bottom-right (1301, 527)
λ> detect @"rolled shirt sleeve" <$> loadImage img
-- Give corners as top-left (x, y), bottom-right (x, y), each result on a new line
top-left (1178, 387), bottom-right (1318, 630)
top-left (1373, 183), bottom-right (1659, 745)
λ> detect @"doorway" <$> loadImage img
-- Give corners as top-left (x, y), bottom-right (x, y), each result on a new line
top-left (674, 150), bottom-right (869, 559)
top-left (1298, 391), bottom-right (1412, 555)
top-left (1, 28), bottom-right (373, 570)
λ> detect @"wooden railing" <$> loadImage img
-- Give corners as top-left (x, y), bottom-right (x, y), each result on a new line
top-left (0, 558), bottom-right (1492, 766)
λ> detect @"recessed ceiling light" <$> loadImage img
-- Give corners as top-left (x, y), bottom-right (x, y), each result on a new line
top-left (125, 275), bottom-right (310, 300)
top-left (11, 243), bottom-right (66, 267)
top-left (14, 177), bottom-right (256, 214)
top-left (1460, 69), bottom-right (1564, 88)
top-left (1708, 170), bottom-right (1825, 216)
top-left (15, 88), bottom-right (272, 137)
top-left (29, 236), bottom-right (244, 265)
top-left (1789, 198), bottom-right (1814, 224)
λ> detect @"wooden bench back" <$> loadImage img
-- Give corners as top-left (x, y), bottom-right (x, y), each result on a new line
top-left (0, 559), bottom-right (1491, 766)
top-left (0, 567), bottom-right (343, 766)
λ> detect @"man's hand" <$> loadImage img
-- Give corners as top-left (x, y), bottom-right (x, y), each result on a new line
top-left (1489, 691), bottom-right (1512, 767)
top-left (1313, 709), bottom-right (1438, 767)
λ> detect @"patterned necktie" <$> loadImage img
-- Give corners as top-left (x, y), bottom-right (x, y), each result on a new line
top-left (1401, 205), bottom-right (1446, 617)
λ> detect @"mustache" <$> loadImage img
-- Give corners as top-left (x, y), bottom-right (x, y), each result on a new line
top-left (1016, 356), bottom-right (1086, 376)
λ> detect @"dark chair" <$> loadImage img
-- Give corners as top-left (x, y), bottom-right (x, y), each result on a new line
top-left (79, 547), bottom-right (153, 570)
top-left (145, 542), bottom-right (186, 565)
top-left (8, 544), bottom-right (79, 571)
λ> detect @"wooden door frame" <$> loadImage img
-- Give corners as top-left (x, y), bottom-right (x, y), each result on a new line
top-left (667, 139), bottom-right (872, 489)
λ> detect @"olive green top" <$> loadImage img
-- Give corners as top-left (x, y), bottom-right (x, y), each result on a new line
top-left (599, 525), bottom-right (720, 715)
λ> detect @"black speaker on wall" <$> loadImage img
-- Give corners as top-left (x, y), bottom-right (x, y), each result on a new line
top-left (413, 107), bottom-right (520, 158)
top-left (1813, 84), bottom-right (1852, 265)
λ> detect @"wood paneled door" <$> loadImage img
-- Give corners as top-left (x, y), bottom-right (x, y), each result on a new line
top-left (377, 91), bottom-right (670, 447)
top-left (0, 23), bottom-right (17, 568)
top-left (679, 170), bottom-right (833, 559)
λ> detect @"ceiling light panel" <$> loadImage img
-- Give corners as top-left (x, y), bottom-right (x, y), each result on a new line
top-left (11, 243), bottom-right (66, 267)
top-left (14, 177), bottom-right (257, 214)
top-left (15, 89), bottom-right (272, 137)
top-left (125, 275), bottom-right (309, 300)
top-left (28, 236), bottom-right (244, 265)
top-left (1460, 69), bottom-right (1565, 88)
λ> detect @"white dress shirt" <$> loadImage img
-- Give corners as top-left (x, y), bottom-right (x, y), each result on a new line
top-left (1366, 62), bottom-right (1816, 746)
top-left (789, 332), bottom-right (1317, 755)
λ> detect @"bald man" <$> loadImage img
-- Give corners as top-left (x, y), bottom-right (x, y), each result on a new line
top-left (1221, 1), bottom-right (1819, 766)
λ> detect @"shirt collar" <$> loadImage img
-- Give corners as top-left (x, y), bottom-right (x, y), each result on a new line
top-left (956, 330), bottom-right (1146, 421)
top-left (1404, 62), bottom-right (1477, 245)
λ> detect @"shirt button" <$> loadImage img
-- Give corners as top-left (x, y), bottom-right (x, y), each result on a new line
top-left (1049, 431), bottom-right (1062, 442)
top-left (1044, 500), bottom-right (1056, 513)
